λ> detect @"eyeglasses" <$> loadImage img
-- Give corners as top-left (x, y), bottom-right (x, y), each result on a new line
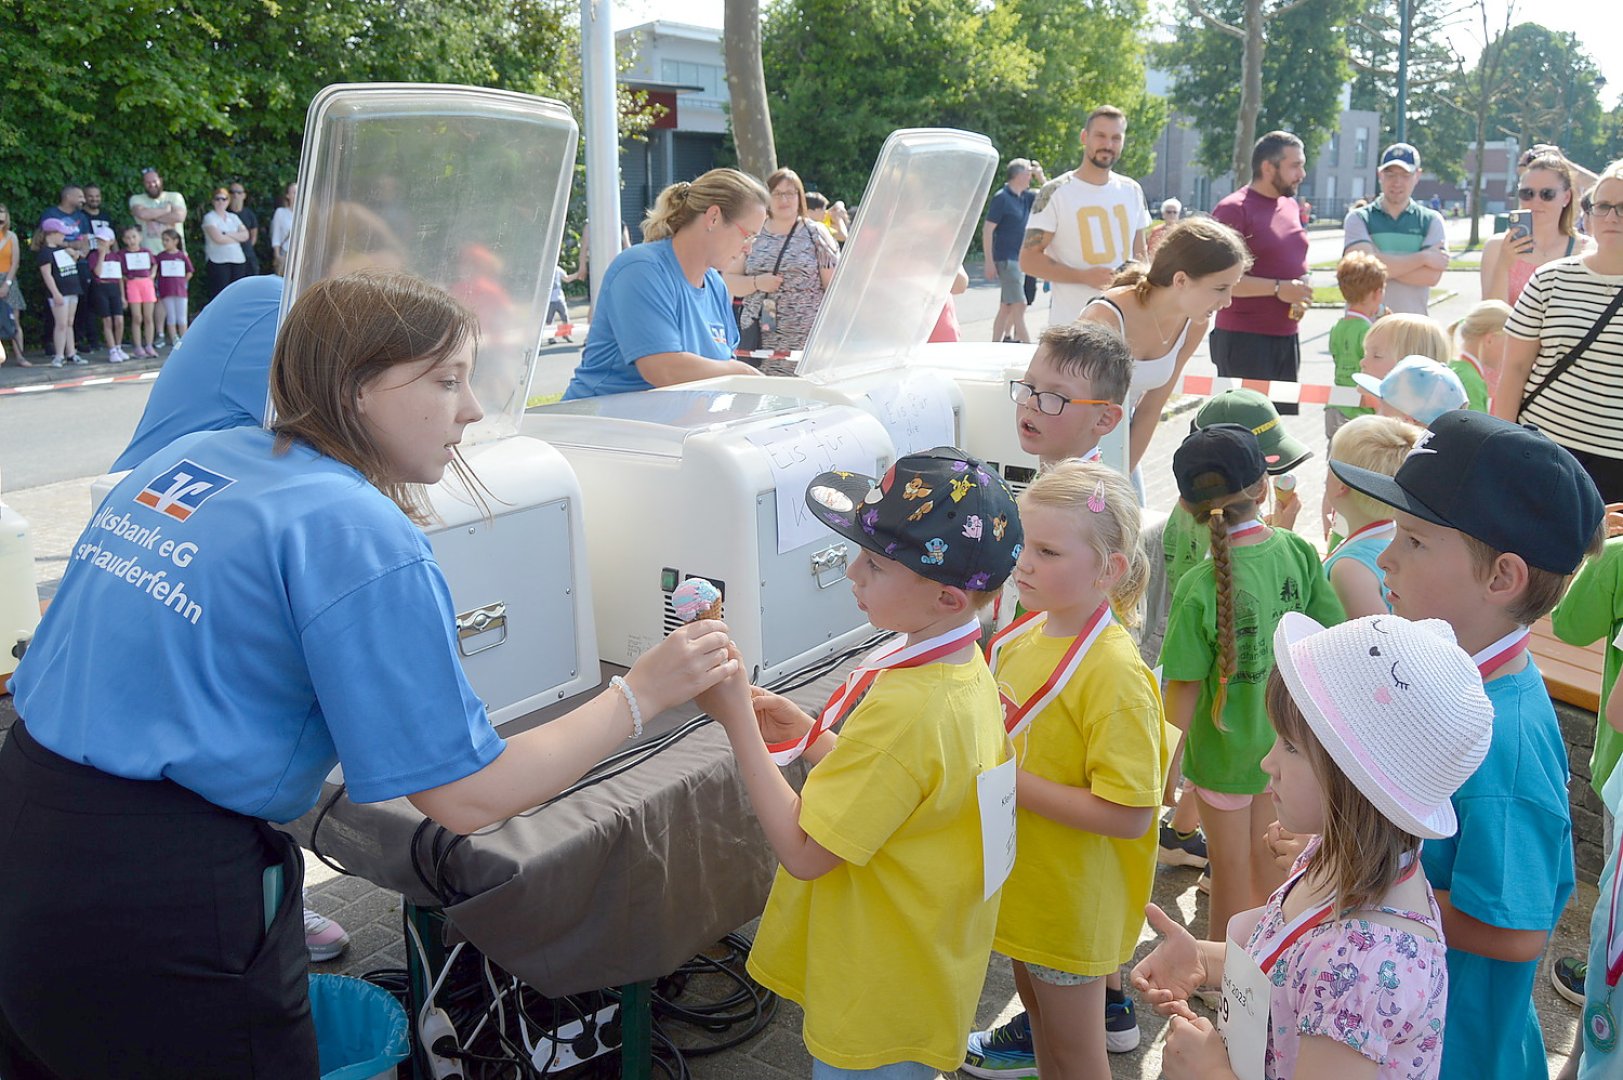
top-left (1008, 380), bottom-right (1110, 416)
top-left (1519, 187), bottom-right (1564, 202)
top-left (1591, 202), bottom-right (1623, 220)
top-left (730, 221), bottom-right (759, 244)
top-left (229, 189), bottom-right (245, 196)
top-left (770, 190), bottom-right (798, 200)
top-left (212, 196), bottom-right (229, 202)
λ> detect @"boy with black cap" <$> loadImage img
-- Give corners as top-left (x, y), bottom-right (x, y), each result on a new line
top-left (1331, 411), bottom-right (1606, 1080)
top-left (703, 448), bottom-right (1022, 1077)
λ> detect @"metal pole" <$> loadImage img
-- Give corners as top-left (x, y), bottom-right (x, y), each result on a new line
top-left (1395, 0), bottom-right (1411, 145)
top-left (581, 0), bottom-right (623, 307)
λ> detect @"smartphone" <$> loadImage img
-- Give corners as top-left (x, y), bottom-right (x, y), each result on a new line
top-left (1502, 209), bottom-right (1531, 243)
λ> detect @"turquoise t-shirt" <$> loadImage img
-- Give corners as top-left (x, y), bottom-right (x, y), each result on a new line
top-left (1579, 763), bottom-right (1623, 1078)
top-left (1321, 531), bottom-right (1392, 611)
top-left (1158, 529), bottom-right (1346, 793)
top-left (1422, 660), bottom-right (1574, 1080)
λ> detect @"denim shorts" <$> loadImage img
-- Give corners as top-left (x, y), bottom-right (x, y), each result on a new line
top-left (811, 1058), bottom-right (939, 1079)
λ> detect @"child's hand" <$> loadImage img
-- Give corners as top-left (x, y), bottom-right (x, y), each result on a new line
top-left (693, 641), bottom-right (753, 730)
top-left (1266, 821), bottom-right (1310, 872)
top-left (1605, 502), bottom-right (1623, 538)
top-left (1130, 903), bottom-right (1209, 1015)
top-left (750, 686), bottom-right (815, 745)
top-left (1162, 1013), bottom-right (1229, 1080)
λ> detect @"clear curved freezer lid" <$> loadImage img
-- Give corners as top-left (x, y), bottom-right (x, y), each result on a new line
top-left (524, 390), bottom-right (831, 458)
top-left (797, 129), bottom-right (999, 385)
top-left (280, 83), bottom-right (578, 441)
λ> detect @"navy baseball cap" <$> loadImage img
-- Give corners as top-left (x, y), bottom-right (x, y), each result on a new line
top-left (1330, 411), bottom-right (1603, 574)
top-left (1173, 424), bottom-right (1267, 505)
top-left (805, 447), bottom-right (1023, 591)
top-left (1379, 143), bottom-right (1420, 172)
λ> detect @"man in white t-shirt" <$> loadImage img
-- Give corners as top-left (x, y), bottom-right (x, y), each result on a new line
top-left (1021, 105), bottom-right (1152, 326)
top-left (129, 168), bottom-right (188, 256)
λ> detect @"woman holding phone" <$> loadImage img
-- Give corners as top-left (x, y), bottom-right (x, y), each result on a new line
top-left (1480, 152), bottom-right (1592, 307)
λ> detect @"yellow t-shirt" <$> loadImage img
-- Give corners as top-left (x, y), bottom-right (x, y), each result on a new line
top-left (747, 657), bottom-right (1009, 1072)
top-left (992, 620), bottom-right (1168, 974)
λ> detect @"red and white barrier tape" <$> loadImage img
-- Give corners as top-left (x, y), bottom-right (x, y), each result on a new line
top-left (0, 369), bottom-right (160, 398)
top-left (1175, 373), bottom-right (1365, 408)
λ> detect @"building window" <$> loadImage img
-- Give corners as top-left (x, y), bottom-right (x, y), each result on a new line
top-left (660, 60), bottom-right (727, 108)
top-left (1351, 176), bottom-right (1366, 200)
top-left (1327, 133), bottom-right (1340, 167)
top-left (1354, 127), bottom-right (1369, 169)
top-left (1326, 175), bottom-right (1337, 203)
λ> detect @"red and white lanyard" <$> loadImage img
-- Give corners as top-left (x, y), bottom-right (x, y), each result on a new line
top-left (1471, 625), bottom-right (1531, 681)
top-left (1325, 519), bottom-right (1395, 563)
top-left (986, 602), bottom-right (1113, 739)
top-left (1227, 517), bottom-right (1266, 542)
top-left (1346, 309), bottom-right (1374, 326)
top-left (766, 617), bottom-right (983, 765)
top-left (1458, 350), bottom-right (1486, 381)
top-left (1256, 855), bottom-right (1420, 971)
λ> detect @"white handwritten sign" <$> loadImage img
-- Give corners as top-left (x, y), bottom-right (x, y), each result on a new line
top-left (977, 757), bottom-right (1017, 900)
top-left (863, 375), bottom-right (955, 457)
top-left (747, 418), bottom-right (870, 553)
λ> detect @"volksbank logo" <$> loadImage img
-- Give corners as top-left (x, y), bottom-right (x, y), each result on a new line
top-left (134, 461), bottom-right (236, 521)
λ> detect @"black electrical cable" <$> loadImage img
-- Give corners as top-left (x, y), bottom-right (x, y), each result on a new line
top-left (308, 782), bottom-right (353, 875)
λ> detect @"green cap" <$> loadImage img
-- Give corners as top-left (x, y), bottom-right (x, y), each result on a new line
top-left (1193, 389), bottom-right (1311, 474)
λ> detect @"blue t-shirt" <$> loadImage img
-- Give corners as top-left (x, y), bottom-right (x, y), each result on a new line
top-left (985, 184), bottom-right (1034, 263)
top-left (11, 426), bottom-right (504, 823)
top-left (1321, 532), bottom-right (1391, 610)
top-left (112, 275), bottom-right (282, 472)
top-left (1421, 659), bottom-right (1573, 1080)
top-left (562, 239), bottom-right (737, 399)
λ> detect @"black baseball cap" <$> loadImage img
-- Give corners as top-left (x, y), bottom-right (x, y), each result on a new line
top-left (805, 447), bottom-right (1023, 591)
top-left (1173, 424), bottom-right (1267, 505)
top-left (1330, 411), bottom-right (1603, 574)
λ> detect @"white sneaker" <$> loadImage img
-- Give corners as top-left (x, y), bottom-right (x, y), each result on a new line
top-left (49, 356), bottom-right (64, 368)
top-left (108, 347), bottom-right (127, 363)
top-left (304, 906), bottom-right (350, 962)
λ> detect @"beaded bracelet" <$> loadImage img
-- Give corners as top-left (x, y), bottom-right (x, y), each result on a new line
top-left (610, 675), bottom-right (643, 741)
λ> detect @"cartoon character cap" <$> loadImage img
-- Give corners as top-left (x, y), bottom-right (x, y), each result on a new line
top-left (805, 447), bottom-right (1023, 591)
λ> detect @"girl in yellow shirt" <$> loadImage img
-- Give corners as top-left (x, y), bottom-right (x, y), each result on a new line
top-left (984, 462), bottom-right (1169, 1077)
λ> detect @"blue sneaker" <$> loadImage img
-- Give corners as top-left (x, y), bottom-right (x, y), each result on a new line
top-left (1106, 986), bottom-right (1141, 1053)
top-left (962, 1011), bottom-right (1035, 1079)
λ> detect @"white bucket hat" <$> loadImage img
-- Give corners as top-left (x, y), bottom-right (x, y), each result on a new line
top-left (1273, 612), bottom-right (1493, 839)
top-left (1352, 355), bottom-right (1467, 427)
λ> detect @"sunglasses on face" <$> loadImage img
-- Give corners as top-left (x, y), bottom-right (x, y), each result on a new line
top-left (1519, 187), bottom-right (1563, 202)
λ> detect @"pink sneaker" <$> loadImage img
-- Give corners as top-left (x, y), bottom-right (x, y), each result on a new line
top-left (304, 907), bottom-right (350, 962)
top-left (144, 346), bottom-right (158, 358)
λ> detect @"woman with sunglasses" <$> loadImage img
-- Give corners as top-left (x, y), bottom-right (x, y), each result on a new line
top-left (1494, 160), bottom-right (1623, 501)
top-left (201, 186), bottom-right (252, 307)
top-left (562, 169), bottom-right (770, 399)
top-left (1481, 152), bottom-right (1592, 308)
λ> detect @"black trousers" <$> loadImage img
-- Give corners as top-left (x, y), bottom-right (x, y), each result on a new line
top-left (204, 260), bottom-right (252, 306)
top-left (0, 722), bottom-right (319, 1079)
top-left (1209, 328), bottom-right (1303, 415)
top-left (1564, 445), bottom-right (1623, 505)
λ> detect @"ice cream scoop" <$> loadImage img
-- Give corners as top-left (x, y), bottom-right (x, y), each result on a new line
top-left (671, 577), bottom-right (724, 622)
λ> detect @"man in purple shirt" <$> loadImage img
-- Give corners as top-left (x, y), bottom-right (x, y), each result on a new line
top-left (1209, 131), bottom-right (1312, 413)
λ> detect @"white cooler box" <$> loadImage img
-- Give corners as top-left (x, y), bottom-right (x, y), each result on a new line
top-left (523, 389), bottom-right (892, 685)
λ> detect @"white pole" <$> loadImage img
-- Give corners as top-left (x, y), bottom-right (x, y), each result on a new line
top-left (581, 0), bottom-right (623, 308)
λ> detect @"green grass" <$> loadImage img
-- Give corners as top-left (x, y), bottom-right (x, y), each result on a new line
top-left (1311, 285), bottom-right (1451, 306)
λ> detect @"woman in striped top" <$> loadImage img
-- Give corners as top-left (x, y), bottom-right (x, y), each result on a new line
top-left (1497, 161), bottom-right (1623, 502)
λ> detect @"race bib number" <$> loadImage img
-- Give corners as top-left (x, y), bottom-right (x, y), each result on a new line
top-left (99, 260), bottom-right (123, 281)
top-left (160, 259), bottom-right (185, 278)
top-left (52, 249), bottom-right (76, 274)
top-left (977, 757), bottom-right (1017, 900)
top-left (1218, 914), bottom-right (1270, 1080)
top-left (124, 251), bottom-right (152, 273)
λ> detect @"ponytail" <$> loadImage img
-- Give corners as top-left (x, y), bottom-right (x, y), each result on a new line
top-left (1204, 505), bottom-right (1238, 731)
top-left (642, 168), bottom-right (770, 242)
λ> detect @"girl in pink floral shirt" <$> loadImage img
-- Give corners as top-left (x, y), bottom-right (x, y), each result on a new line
top-left (1133, 613), bottom-right (1496, 1079)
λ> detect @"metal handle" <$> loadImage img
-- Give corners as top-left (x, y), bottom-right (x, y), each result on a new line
top-left (455, 602), bottom-right (508, 657)
top-left (811, 544), bottom-right (849, 590)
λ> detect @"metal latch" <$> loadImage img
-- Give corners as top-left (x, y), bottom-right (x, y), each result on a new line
top-left (811, 543), bottom-right (849, 589)
top-left (455, 602), bottom-right (508, 657)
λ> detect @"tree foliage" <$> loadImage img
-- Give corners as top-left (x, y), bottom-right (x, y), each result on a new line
top-left (1347, 0), bottom-right (1468, 180)
top-left (1484, 23), bottom-right (1608, 170)
top-left (1160, 0), bottom-right (1355, 180)
top-left (761, 0), bottom-right (1163, 207)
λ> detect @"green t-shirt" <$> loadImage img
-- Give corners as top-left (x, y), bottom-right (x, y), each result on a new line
top-left (1163, 505), bottom-right (1208, 604)
top-left (1329, 314), bottom-right (1374, 421)
top-left (1551, 537), bottom-right (1623, 797)
top-left (1449, 358), bottom-right (1489, 413)
top-left (1159, 529), bottom-right (1347, 793)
